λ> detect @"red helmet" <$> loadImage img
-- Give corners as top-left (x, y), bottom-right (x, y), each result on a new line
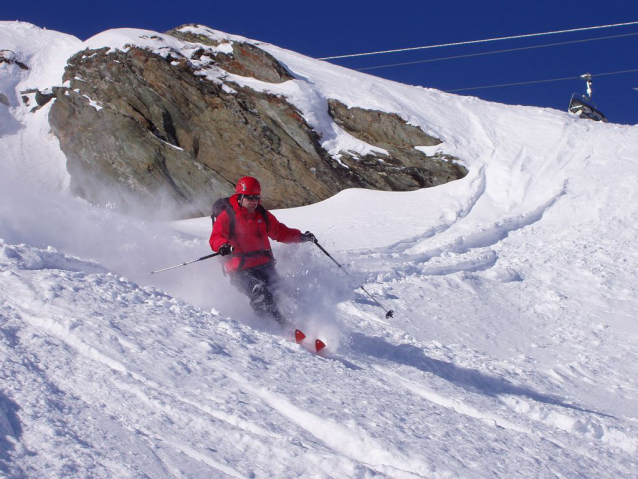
top-left (235, 176), bottom-right (261, 195)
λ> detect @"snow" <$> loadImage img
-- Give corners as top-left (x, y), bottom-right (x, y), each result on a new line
top-left (0, 22), bottom-right (82, 193)
top-left (1, 21), bottom-right (638, 478)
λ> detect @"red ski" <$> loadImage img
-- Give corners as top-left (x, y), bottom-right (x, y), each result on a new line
top-left (295, 329), bottom-right (327, 353)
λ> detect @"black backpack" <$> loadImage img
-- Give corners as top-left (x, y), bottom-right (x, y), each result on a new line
top-left (211, 197), bottom-right (269, 240)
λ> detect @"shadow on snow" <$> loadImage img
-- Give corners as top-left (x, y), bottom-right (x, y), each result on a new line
top-left (350, 333), bottom-right (614, 418)
top-left (0, 390), bottom-right (23, 474)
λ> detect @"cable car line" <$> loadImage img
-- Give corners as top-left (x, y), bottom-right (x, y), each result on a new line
top-left (445, 68), bottom-right (638, 93)
top-left (318, 20), bottom-right (638, 61)
top-left (355, 32), bottom-right (638, 72)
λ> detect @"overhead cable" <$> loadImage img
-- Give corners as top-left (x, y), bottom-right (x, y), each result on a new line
top-left (356, 32), bottom-right (638, 72)
top-left (445, 68), bottom-right (638, 93)
top-left (318, 20), bottom-right (638, 61)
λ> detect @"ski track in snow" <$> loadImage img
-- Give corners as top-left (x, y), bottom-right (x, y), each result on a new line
top-left (2, 236), bottom-right (638, 477)
top-left (2, 22), bottom-right (638, 479)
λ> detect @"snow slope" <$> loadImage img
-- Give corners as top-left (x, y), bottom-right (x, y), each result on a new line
top-left (0, 22), bottom-right (82, 192)
top-left (1, 23), bottom-right (638, 478)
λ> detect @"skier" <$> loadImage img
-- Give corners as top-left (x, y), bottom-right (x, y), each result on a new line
top-left (209, 176), bottom-right (316, 328)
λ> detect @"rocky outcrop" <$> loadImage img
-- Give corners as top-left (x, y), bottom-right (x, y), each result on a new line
top-left (48, 25), bottom-right (466, 219)
top-left (0, 50), bottom-right (29, 70)
top-left (167, 26), bottom-right (294, 84)
top-left (18, 88), bottom-right (55, 111)
top-left (327, 100), bottom-right (466, 189)
top-left (49, 45), bottom-right (343, 217)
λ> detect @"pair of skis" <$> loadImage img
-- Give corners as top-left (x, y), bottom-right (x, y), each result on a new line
top-left (295, 329), bottom-right (326, 353)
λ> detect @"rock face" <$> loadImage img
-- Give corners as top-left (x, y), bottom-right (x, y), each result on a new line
top-left (166, 28), bottom-right (293, 84)
top-left (48, 25), bottom-right (467, 218)
top-left (328, 100), bottom-right (466, 190)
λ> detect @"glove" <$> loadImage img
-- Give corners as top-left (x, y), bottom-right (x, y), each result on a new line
top-left (301, 231), bottom-right (316, 243)
top-left (218, 243), bottom-right (233, 256)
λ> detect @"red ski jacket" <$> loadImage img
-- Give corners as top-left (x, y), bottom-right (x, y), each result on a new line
top-left (209, 194), bottom-right (303, 273)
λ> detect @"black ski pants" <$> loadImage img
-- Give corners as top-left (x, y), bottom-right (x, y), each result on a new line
top-left (229, 262), bottom-right (288, 327)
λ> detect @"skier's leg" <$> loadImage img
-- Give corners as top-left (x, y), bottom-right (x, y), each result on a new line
top-left (250, 282), bottom-right (287, 325)
top-left (249, 264), bottom-right (289, 327)
top-left (230, 264), bottom-right (288, 327)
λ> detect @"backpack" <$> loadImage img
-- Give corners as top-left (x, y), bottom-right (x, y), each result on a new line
top-left (211, 197), bottom-right (269, 240)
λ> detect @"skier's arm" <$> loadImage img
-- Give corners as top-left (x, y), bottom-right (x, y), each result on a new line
top-left (209, 212), bottom-right (232, 252)
top-left (266, 211), bottom-right (303, 243)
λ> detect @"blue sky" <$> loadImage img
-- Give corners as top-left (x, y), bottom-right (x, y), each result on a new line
top-left (5, 1), bottom-right (638, 124)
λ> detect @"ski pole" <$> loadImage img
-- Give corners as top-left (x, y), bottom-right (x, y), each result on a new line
top-left (144, 252), bottom-right (221, 275)
top-left (312, 240), bottom-right (394, 319)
